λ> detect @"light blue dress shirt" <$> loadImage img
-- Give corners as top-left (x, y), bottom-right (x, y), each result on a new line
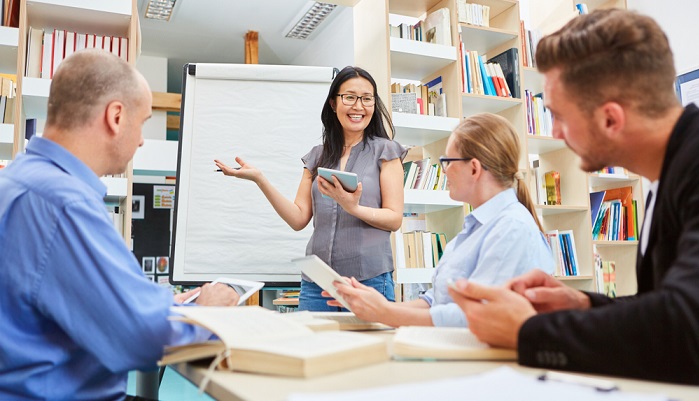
top-left (0, 137), bottom-right (209, 400)
top-left (420, 188), bottom-right (554, 327)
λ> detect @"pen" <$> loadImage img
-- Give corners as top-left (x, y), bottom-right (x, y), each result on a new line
top-left (538, 371), bottom-right (618, 392)
top-left (216, 168), bottom-right (240, 172)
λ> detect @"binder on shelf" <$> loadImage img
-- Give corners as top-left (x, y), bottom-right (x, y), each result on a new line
top-left (487, 48), bottom-right (520, 98)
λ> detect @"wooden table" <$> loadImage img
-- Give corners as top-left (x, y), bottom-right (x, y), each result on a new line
top-left (173, 358), bottom-right (699, 401)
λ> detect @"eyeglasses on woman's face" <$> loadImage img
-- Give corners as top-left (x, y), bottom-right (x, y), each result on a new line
top-left (439, 156), bottom-right (473, 170)
top-left (337, 93), bottom-right (375, 107)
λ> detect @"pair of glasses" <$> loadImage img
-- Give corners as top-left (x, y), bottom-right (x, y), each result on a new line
top-left (337, 93), bottom-right (376, 107)
top-left (439, 156), bottom-right (473, 170)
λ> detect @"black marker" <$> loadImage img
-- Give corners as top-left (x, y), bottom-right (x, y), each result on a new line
top-left (216, 168), bottom-right (240, 172)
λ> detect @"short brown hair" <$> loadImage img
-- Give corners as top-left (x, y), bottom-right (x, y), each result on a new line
top-left (452, 113), bottom-right (543, 232)
top-left (46, 49), bottom-right (143, 130)
top-left (536, 9), bottom-right (678, 116)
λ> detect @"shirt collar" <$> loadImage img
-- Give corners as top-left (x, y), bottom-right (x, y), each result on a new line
top-left (25, 137), bottom-right (107, 197)
top-left (468, 187), bottom-right (518, 227)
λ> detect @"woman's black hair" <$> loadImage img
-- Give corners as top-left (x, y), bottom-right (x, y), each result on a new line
top-left (312, 66), bottom-right (394, 176)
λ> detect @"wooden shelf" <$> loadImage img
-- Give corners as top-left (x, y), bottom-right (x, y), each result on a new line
top-left (0, 26), bottom-right (19, 74)
top-left (555, 275), bottom-right (594, 281)
top-left (535, 204), bottom-right (588, 216)
top-left (390, 37), bottom-right (457, 81)
top-left (593, 240), bottom-right (639, 247)
top-left (393, 113), bottom-right (458, 146)
top-left (404, 189), bottom-right (463, 213)
top-left (272, 297), bottom-right (299, 306)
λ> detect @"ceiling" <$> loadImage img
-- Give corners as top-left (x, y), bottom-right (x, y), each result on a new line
top-left (135, 0), bottom-right (349, 92)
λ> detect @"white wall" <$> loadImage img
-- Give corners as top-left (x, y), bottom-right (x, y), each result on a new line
top-left (136, 55), bottom-right (168, 141)
top-left (135, 55), bottom-right (171, 184)
top-left (628, 0), bottom-right (699, 74)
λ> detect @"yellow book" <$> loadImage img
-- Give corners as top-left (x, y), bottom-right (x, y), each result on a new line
top-left (544, 170), bottom-right (561, 205)
top-left (160, 306), bottom-right (388, 378)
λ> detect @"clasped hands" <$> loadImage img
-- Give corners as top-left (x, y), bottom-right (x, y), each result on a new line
top-left (447, 269), bottom-right (592, 349)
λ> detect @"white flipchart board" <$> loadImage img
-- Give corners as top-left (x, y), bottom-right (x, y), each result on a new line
top-left (172, 63), bottom-right (335, 284)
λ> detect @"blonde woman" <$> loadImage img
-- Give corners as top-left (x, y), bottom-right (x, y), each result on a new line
top-left (329, 113), bottom-right (554, 327)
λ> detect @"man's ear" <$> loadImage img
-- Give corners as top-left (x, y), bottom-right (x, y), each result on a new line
top-left (105, 100), bottom-right (124, 137)
top-left (598, 101), bottom-right (625, 140)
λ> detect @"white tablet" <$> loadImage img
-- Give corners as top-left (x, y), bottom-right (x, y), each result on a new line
top-left (292, 255), bottom-right (352, 311)
top-left (317, 167), bottom-right (358, 199)
top-left (184, 277), bottom-right (264, 306)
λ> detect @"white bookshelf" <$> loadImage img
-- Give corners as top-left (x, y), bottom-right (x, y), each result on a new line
top-left (390, 37), bottom-right (457, 80)
top-left (393, 112), bottom-right (458, 146)
top-left (0, 26), bottom-right (19, 74)
top-left (20, 77), bottom-right (51, 119)
top-left (459, 24), bottom-right (519, 55)
top-left (461, 93), bottom-right (522, 115)
top-left (395, 267), bottom-right (435, 284)
top-left (527, 135), bottom-right (567, 154)
top-left (535, 204), bottom-right (588, 216)
top-left (102, 176), bottom-right (128, 206)
top-left (133, 139), bottom-right (178, 176)
top-left (404, 189), bottom-right (462, 214)
top-left (26, 0), bottom-right (132, 38)
top-left (0, 124), bottom-right (13, 159)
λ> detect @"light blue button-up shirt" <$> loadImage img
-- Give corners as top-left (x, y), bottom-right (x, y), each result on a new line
top-left (420, 188), bottom-right (554, 327)
top-left (0, 137), bottom-right (209, 400)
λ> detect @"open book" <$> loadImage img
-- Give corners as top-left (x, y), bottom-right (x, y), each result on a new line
top-left (392, 326), bottom-right (516, 360)
top-left (160, 306), bottom-right (389, 378)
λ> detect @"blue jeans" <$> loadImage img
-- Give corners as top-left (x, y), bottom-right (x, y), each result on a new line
top-left (298, 271), bottom-right (395, 312)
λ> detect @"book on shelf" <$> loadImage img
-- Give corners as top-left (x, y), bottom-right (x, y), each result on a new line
top-left (2, 96), bottom-right (14, 124)
top-left (392, 326), bottom-right (516, 360)
top-left (456, 0), bottom-right (490, 27)
top-left (589, 190), bottom-right (606, 227)
top-left (160, 306), bottom-right (389, 378)
top-left (558, 230), bottom-right (579, 276)
top-left (544, 170), bottom-right (561, 205)
top-left (544, 230), bottom-right (566, 277)
top-left (602, 260), bottom-right (617, 297)
top-left (602, 186), bottom-right (635, 240)
top-left (487, 48), bottom-right (520, 98)
top-left (423, 8), bottom-right (452, 46)
top-left (391, 92), bottom-right (418, 114)
top-left (531, 160), bottom-right (547, 205)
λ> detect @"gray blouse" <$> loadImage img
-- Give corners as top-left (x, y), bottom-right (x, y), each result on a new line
top-left (302, 137), bottom-right (407, 281)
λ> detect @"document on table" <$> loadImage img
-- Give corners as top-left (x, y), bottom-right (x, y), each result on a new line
top-left (287, 367), bottom-right (668, 401)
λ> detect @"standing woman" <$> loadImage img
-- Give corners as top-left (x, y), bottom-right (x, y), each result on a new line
top-left (215, 66), bottom-right (406, 311)
top-left (329, 113), bottom-right (553, 327)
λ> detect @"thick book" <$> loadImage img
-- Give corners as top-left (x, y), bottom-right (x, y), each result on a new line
top-left (392, 326), bottom-right (516, 360)
top-left (160, 306), bottom-right (389, 378)
top-left (487, 48), bottom-right (520, 98)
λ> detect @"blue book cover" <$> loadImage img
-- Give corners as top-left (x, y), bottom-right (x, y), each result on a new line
top-left (478, 55), bottom-right (496, 96)
top-left (425, 76), bottom-right (443, 94)
top-left (589, 190), bottom-right (606, 226)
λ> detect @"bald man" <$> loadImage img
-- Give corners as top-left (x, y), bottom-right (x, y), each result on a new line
top-left (0, 50), bottom-right (239, 400)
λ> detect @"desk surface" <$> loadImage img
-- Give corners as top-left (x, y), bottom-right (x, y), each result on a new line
top-left (174, 358), bottom-right (699, 401)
